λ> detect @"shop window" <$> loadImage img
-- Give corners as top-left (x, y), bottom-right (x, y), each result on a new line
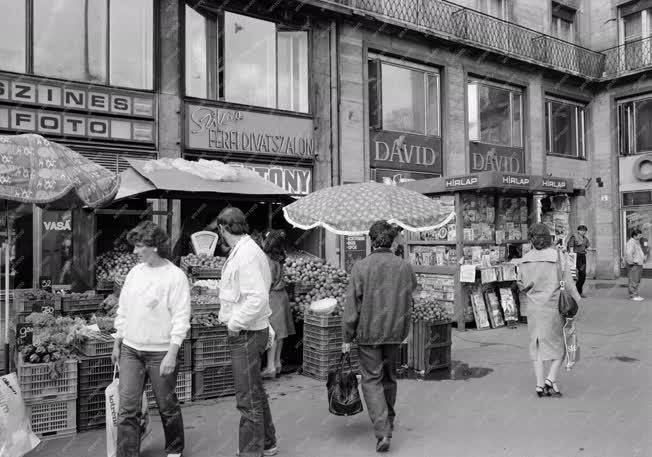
top-left (368, 58), bottom-right (440, 136)
top-left (545, 98), bottom-right (586, 158)
top-left (185, 6), bottom-right (309, 113)
top-left (624, 209), bottom-right (652, 268)
top-left (468, 81), bottom-right (522, 148)
top-left (0, 203), bottom-right (34, 289)
top-left (0, 0), bottom-right (153, 89)
top-left (41, 210), bottom-right (73, 286)
top-left (618, 95), bottom-right (652, 155)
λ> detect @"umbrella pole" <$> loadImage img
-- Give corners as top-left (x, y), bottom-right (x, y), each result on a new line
top-left (4, 200), bottom-right (9, 374)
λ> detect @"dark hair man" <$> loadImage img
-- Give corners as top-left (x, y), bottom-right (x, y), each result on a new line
top-left (567, 225), bottom-right (590, 297)
top-left (626, 228), bottom-right (646, 301)
top-left (342, 220), bottom-right (417, 453)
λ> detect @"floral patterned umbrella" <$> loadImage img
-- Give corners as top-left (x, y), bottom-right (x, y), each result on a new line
top-left (282, 182), bottom-right (455, 235)
top-left (0, 134), bottom-right (119, 207)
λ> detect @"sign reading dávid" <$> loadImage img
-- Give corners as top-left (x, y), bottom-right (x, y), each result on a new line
top-left (445, 175), bottom-right (479, 189)
top-left (186, 104), bottom-right (314, 158)
top-left (372, 168), bottom-right (440, 185)
top-left (469, 143), bottom-right (525, 174)
top-left (0, 73), bottom-right (156, 143)
top-left (370, 130), bottom-right (442, 174)
top-left (228, 162), bottom-right (312, 195)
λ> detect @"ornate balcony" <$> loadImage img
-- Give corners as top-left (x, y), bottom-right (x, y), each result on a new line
top-left (603, 37), bottom-right (652, 78)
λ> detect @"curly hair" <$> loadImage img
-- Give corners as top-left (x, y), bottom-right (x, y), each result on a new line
top-left (263, 229), bottom-right (287, 263)
top-left (369, 220), bottom-right (398, 249)
top-left (528, 223), bottom-right (552, 250)
top-left (126, 221), bottom-right (169, 257)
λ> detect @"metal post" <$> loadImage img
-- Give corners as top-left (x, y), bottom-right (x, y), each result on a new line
top-left (4, 200), bottom-right (9, 373)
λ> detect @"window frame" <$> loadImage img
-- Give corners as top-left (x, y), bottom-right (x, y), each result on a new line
top-left (551, 2), bottom-right (576, 43)
top-left (183, 5), bottom-right (312, 115)
top-left (367, 53), bottom-right (441, 137)
top-left (618, 92), bottom-right (652, 156)
top-left (477, 0), bottom-right (506, 19)
top-left (467, 78), bottom-right (523, 148)
top-left (545, 96), bottom-right (586, 159)
top-left (2, 0), bottom-right (156, 91)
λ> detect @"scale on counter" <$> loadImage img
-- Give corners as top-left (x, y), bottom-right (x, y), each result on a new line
top-left (191, 231), bottom-right (219, 256)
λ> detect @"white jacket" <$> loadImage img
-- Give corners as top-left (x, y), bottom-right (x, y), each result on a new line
top-left (626, 238), bottom-right (646, 266)
top-left (219, 236), bottom-right (272, 332)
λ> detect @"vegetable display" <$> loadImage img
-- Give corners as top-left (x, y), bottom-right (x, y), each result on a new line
top-left (97, 294), bottom-right (119, 317)
top-left (96, 247), bottom-right (139, 284)
top-left (193, 279), bottom-right (220, 289)
top-left (285, 259), bottom-right (349, 320)
top-left (191, 312), bottom-right (223, 327)
top-left (412, 297), bottom-right (453, 323)
top-left (182, 254), bottom-right (226, 269)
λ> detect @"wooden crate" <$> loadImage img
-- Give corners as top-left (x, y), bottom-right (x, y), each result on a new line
top-left (408, 320), bottom-right (452, 373)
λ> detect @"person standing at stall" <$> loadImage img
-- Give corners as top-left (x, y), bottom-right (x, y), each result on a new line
top-left (111, 221), bottom-right (191, 457)
top-left (342, 221), bottom-right (417, 453)
top-left (567, 225), bottom-right (590, 297)
top-left (626, 228), bottom-right (646, 301)
top-left (216, 207), bottom-right (278, 457)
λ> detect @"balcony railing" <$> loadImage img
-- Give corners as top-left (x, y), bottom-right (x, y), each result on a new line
top-left (323, 0), bottom-right (648, 80)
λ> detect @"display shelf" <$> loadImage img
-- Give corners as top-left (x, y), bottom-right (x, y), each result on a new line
top-left (411, 265), bottom-right (458, 274)
top-left (407, 240), bottom-right (456, 245)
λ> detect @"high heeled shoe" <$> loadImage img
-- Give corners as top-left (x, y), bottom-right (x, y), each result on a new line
top-left (535, 386), bottom-right (546, 398)
top-left (544, 379), bottom-right (562, 397)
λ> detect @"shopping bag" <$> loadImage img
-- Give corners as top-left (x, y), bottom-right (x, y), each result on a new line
top-left (0, 372), bottom-right (40, 457)
top-left (563, 318), bottom-right (580, 371)
top-left (106, 365), bottom-right (151, 457)
top-left (326, 353), bottom-right (363, 416)
top-left (557, 249), bottom-right (579, 318)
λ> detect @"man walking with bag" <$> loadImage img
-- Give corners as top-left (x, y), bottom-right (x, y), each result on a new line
top-left (626, 228), bottom-right (646, 301)
top-left (342, 221), bottom-right (417, 453)
top-left (217, 207), bottom-right (278, 457)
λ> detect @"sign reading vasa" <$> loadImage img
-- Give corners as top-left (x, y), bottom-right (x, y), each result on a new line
top-left (370, 131), bottom-right (443, 174)
top-left (469, 143), bottom-right (525, 174)
top-left (186, 104), bottom-right (314, 158)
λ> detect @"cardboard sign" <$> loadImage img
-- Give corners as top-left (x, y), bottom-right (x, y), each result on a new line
top-left (16, 323), bottom-right (33, 345)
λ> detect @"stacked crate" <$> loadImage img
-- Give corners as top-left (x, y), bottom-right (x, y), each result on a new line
top-left (302, 313), bottom-right (359, 382)
top-left (408, 320), bottom-right (452, 374)
top-left (190, 323), bottom-right (235, 400)
top-left (145, 339), bottom-right (193, 409)
top-left (76, 339), bottom-right (115, 432)
top-left (17, 356), bottom-right (78, 439)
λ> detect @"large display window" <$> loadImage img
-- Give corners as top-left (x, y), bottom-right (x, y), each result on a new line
top-left (623, 208), bottom-right (652, 268)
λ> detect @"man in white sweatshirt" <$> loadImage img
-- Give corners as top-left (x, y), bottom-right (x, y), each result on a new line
top-left (625, 228), bottom-right (646, 301)
top-left (217, 207), bottom-right (278, 457)
top-left (112, 221), bottom-right (191, 457)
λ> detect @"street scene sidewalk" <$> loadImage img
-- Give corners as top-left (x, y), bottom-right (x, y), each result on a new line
top-left (27, 279), bottom-right (651, 457)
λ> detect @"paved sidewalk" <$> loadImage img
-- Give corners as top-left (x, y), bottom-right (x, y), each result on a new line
top-left (27, 280), bottom-right (652, 457)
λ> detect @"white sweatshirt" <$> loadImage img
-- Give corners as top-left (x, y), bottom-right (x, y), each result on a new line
top-left (115, 260), bottom-right (191, 351)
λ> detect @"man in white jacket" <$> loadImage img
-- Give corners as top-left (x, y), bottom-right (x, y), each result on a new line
top-left (217, 207), bottom-right (278, 457)
top-left (625, 228), bottom-right (646, 301)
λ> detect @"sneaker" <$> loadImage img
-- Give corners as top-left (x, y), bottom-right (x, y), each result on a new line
top-left (632, 296), bottom-right (645, 301)
top-left (376, 437), bottom-right (391, 453)
top-left (263, 445), bottom-right (279, 456)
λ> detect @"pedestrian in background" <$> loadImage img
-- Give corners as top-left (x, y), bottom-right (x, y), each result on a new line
top-left (567, 225), bottom-right (590, 297)
top-left (261, 229), bottom-right (295, 379)
top-left (112, 221), bottom-right (191, 457)
top-left (518, 223), bottom-right (581, 398)
top-left (216, 207), bottom-right (278, 457)
top-left (342, 221), bottom-right (417, 453)
top-left (625, 228), bottom-right (646, 301)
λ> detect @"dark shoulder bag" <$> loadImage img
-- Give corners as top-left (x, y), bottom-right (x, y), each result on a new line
top-left (557, 248), bottom-right (579, 318)
top-left (326, 353), bottom-right (363, 416)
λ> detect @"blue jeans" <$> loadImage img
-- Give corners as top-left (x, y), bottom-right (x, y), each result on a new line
top-left (229, 329), bottom-right (277, 457)
top-left (117, 344), bottom-right (184, 457)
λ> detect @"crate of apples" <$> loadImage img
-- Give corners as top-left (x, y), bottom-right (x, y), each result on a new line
top-left (285, 258), bottom-right (349, 319)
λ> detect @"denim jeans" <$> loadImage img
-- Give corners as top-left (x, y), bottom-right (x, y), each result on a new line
top-left (629, 264), bottom-right (643, 297)
top-left (229, 329), bottom-right (277, 457)
top-left (357, 344), bottom-right (399, 440)
top-left (117, 344), bottom-right (184, 457)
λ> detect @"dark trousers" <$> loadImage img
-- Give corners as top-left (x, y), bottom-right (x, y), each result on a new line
top-left (629, 264), bottom-right (643, 297)
top-left (357, 344), bottom-right (399, 440)
top-left (117, 345), bottom-right (184, 457)
top-left (575, 253), bottom-right (587, 295)
top-left (229, 329), bottom-right (277, 457)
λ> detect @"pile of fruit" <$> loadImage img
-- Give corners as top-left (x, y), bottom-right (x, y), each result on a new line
top-left (58, 291), bottom-right (98, 299)
top-left (191, 312), bottom-right (222, 327)
top-left (182, 254), bottom-right (226, 270)
top-left (96, 248), bottom-right (139, 284)
top-left (285, 259), bottom-right (349, 320)
top-left (17, 289), bottom-right (54, 302)
top-left (412, 297), bottom-right (453, 323)
top-left (193, 279), bottom-right (220, 289)
top-left (191, 295), bottom-right (220, 306)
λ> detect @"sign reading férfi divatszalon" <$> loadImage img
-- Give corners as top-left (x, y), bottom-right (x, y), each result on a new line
top-left (228, 162), bottom-right (312, 195)
top-left (186, 104), bottom-right (314, 158)
top-left (370, 130), bottom-right (443, 174)
top-left (469, 143), bottom-right (525, 174)
top-left (0, 73), bottom-right (156, 143)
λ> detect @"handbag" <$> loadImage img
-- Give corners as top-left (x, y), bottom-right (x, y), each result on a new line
top-left (557, 248), bottom-right (579, 318)
top-left (326, 353), bottom-right (363, 416)
top-left (563, 318), bottom-right (580, 370)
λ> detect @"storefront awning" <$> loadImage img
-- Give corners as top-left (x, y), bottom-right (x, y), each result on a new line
top-left (400, 171), bottom-right (576, 195)
top-left (114, 158), bottom-right (292, 202)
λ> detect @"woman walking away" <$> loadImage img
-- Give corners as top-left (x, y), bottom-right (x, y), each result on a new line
top-left (112, 221), bottom-right (191, 457)
top-left (261, 229), bottom-right (296, 378)
top-left (518, 223), bottom-right (581, 398)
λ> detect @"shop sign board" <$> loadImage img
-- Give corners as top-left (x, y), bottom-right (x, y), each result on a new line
top-left (445, 175), bottom-right (479, 189)
top-left (0, 73), bottom-right (156, 143)
top-left (501, 174), bottom-right (530, 188)
top-left (228, 162), bottom-right (312, 195)
top-left (344, 235), bottom-right (367, 273)
top-left (530, 176), bottom-right (570, 192)
top-left (186, 104), bottom-right (314, 158)
top-left (372, 168), bottom-right (440, 185)
top-left (469, 143), bottom-right (525, 174)
top-left (370, 130), bottom-right (443, 174)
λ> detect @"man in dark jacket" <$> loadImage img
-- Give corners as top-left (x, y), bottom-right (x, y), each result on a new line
top-left (342, 221), bottom-right (417, 453)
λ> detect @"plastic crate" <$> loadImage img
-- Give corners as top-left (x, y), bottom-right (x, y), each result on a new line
top-left (177, 339), bottom-right (192, 372)
top-left (190, 323), bottom-right (228, 340)
top-left (145, 371), bottom-right (192, 408)
top-left (77, 388), bottom-right (106, 431)
top-left (27, 397), bottom-right (77, 440)
top-left (303, 324), bottom-right (342, 351)
top-left (16, 357), bottom-right (78, 402)
top-left (303, 312), bottom-right (342, 328)
top-left (78, 356), bottom-right (114, 391)
top-left (302, 347), bottom-right (359, 382)
top-left (77, 332), bottom-right (115, 357)
top-left (13, 289), bottom-right (57, 314)
top-left (192, 364), bottom-right (235, 400)
top-left (192, 337), bottom-right (230, 370)
top-left (58, 295), bottom-right (105, 314)
top-left (191, 298), bottom-right (221, 314)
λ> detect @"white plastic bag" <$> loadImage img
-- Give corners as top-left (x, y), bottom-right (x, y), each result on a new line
top-left (105, 365), bottom-right (151, 457)
top-left (0, 372), bottom-right (40, 457)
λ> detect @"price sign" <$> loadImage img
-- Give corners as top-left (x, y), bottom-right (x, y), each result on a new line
top-left (344, 236), bottom-right (367, 273)
top-left (40, 276), bottom-right (52, 292)
top-left (31, 302), bottom-right (55, 314)
top-left (16, 323), bottom-right (33, 345)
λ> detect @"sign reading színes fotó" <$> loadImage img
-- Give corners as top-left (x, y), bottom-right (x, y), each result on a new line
top-left (186, 104), bottom-right (314, 158)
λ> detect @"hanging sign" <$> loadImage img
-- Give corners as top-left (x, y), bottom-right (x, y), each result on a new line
top-left (344, 236), bottom-right (367, 273)
top-left (469, 143), bottom-right (525, 173)
top-left (370, 131), bottom-right (443, 174)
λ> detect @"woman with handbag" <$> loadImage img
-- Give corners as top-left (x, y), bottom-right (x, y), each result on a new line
top-left (517, 223), bottom-right (581, 398)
